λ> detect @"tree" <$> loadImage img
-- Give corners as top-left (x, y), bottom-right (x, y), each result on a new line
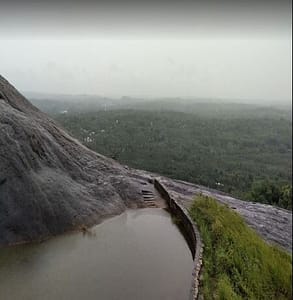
top-left (280, 185), bottom-right (292, 210)
top-left (248, 180), bottom-right (292, 209)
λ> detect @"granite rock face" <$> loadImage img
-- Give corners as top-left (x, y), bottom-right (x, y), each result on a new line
top-left (0, 75), bottom-right (146, 245)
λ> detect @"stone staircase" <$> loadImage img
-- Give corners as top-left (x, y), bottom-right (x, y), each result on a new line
top-left (141, 189), bottom-right (157, 208)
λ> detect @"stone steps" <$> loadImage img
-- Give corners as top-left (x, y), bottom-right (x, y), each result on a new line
top-left (141, 189), bottom-right (157, 207)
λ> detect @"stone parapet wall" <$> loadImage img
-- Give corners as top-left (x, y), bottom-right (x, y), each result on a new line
top-left (154, 179), bottom-right (203, 300)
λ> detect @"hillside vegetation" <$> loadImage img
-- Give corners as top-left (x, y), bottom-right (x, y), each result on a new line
top-left (189, 196), bottom-right (292, 299)
top-left (51, 107), bottom-right (292, 209)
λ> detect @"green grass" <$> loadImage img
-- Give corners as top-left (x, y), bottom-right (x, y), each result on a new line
top-left (189, 196), bottom-right (292, 299)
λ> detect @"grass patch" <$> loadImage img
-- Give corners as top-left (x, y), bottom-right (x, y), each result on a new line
top-left (189, 196), bottom-right (292, 299)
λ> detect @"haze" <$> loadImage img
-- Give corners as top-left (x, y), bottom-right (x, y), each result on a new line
top-left (0, 0), bottom-right (291, 104)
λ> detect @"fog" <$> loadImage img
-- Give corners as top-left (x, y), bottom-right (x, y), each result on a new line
top-left (0, 0), bottom-right (291, 104)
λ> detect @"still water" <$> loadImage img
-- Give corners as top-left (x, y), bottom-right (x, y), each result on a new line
top-left (0, 208), bottom-right (193, 300)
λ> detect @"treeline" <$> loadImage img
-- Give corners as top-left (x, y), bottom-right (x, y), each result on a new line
top-left (248, 180), bottom-right (292, 209)
top-left (53, 109), bottom-right (292, 209)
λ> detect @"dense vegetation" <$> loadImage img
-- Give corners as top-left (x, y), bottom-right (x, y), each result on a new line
top-left (51, 105), bottom-right (292, 209)
top-left (248, 180), bottom-right (292, 210)
top-left (189, 196), bottom-right (292, 299)
top-left (30, 97), bottom-right (292, 209)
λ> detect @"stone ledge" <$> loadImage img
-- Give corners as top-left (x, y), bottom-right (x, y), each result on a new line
top-left (154, 178), bottom-right (203, 300)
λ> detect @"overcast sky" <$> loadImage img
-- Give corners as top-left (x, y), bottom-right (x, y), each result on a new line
top-left (0, 0), bottom-right (291, 103)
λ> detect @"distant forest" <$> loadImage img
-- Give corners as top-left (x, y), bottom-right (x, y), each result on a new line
top-left (31, 98), bottom-right (292, 209)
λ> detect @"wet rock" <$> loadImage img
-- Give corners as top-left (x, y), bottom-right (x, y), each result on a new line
top-left (0, 75), bottom-right (145, 245)
top-left (156, 177), bottom-right (292, 252)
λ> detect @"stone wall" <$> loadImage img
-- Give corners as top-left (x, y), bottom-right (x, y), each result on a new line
top-left (154, 179), bottom-right (203, 300)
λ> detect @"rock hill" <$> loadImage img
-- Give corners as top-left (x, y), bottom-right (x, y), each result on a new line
top-left (0, 75), bottom-right (147, 245)
top-left (0, 75), bottom-right (291, 252)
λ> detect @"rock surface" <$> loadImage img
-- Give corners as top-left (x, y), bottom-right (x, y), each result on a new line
top-left (0, 75), bottom-right (146, 245)
top-left (0, 75), bottom-right (292, 252)
top-left (155, 177), bottom-right (292, 252)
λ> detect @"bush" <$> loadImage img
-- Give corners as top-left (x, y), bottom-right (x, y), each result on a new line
top-left (247, 180), bottom-right (292, 210)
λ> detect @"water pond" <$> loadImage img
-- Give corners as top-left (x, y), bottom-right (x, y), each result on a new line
top-left (0, 208), bottom-right (193, 300)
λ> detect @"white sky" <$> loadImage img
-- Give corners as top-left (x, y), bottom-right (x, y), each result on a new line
top-left (1, 39), bottom-right (291, 102)
top-left (0, 1), bottom-right (291, 103)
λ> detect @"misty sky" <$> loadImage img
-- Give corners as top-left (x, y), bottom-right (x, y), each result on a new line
top-left (0, 0), bottom-right (291, 102)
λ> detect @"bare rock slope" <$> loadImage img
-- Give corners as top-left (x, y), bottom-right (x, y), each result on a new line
top-left (0, 75), bottom-right (146, 245)
top-left (0, 75), bottom-right (291, 252)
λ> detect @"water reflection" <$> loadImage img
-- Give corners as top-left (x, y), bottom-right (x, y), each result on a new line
top-left (0, 208), bottom-right (193, 300)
